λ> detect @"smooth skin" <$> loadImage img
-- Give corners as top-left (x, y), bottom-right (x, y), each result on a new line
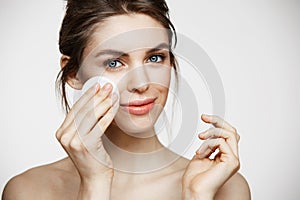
top-left (2, 113), bottom-right (250, 200)
top-left (2, 14), bottom-right (250, 200)
top-left (2, 92), bottom-right (250, 200)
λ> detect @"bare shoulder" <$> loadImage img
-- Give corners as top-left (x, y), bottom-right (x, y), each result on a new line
top-left (2, 158), bottom-right (79, 200)
top-left (215, 172), bottom-right (251, 200)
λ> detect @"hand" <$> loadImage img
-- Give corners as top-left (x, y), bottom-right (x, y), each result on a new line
top-left (55, 83), bottom-right (117, 199)
top-left (182, 114), bottom-right (240, 200)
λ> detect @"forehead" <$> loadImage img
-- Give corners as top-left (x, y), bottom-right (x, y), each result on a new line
top-left (84, 14), bottom-right (170, 57)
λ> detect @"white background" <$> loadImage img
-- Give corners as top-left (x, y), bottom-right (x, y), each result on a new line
top-left (1, 0), bottom-right (300, 199)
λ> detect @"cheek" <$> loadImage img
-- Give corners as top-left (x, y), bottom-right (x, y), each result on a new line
top-left (104, 72), bottom-right (128, 96)
top-left (83, 69), bottom-right (126, 92)
top-left (157, 86), bottom-right (169, 105)
top-left (77, 61), bottom-right (126, 87)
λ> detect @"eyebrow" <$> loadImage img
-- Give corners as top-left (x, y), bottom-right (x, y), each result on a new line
top-left (94, 49), bottom-right (128, 58)
top-left (146, 43), bottom-right (170, 54)
top-left (94, 43), bottom-right (170, 58)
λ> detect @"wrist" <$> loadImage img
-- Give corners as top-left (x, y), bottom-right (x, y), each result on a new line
top-left (80, 168), bottom-right (114, 184)
top-left (78, 175), bottom-right (113, 200)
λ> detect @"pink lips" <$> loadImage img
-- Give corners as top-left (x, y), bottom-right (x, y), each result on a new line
top-left (121, 98), bottom-right (156, 115)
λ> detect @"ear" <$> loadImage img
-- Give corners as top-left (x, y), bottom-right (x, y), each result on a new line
top-left (60, 55), bottom-right (83, 90)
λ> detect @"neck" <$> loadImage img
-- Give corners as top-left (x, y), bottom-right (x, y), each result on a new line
top-left (102, 124), bottom-right (178, 173)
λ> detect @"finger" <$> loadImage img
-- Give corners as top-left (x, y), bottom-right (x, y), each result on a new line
top-left (96, 104), bottom-right (118, 133)
top-left (85, 105), bottom-right (117, 142)
top-left (58, 127), bottom-right (75, 147)
top-left (57, 125), bottom-right (86, 164)
top-left (57, 83), bottom-right (101, 135)
top-left (76, 98), bottom-right (115, 136)
top-left (70, 83), bottom-right (113, 136)
top-left (201, 114), bottom-right (237, 133)
top-left (196, 138), bottom-right (220, 159)
top-left (56, 84), bottom-right (112, 142)
top-left (198, 127), bottom-right (239, 157)
top-left (74, 83), bottom-right (112, 114)
top-left (56, 119), bottom-right (78, 142)
top-left (68, 131), bottom-right (86, 153)
top-left (80, 106), bottom-right (117, 164)
top-left (74, 83), bottom-right (113, 123)
top-left (196, 138), bottom-right (234, 160)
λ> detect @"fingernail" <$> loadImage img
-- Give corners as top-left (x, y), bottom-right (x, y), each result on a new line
top-left (94, 83), bottom-right (100, 92)
top-left (202, 114), bottom-right (212, 121)
top-left (199, 133), bottom-right (206, 138)
top-left (103, 83), bottom-right (112, 91)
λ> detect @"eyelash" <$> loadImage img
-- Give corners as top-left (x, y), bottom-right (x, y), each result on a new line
top-left (102, 59), bottom-right (123, 72)
top-left (104, 59), bottom-right (122, 68)
top-left (103, 54), bottom-right (167, 71)
top-left (150, 54), bottom-right (167, 63)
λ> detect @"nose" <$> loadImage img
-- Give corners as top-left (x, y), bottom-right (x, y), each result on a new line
top-left (127, 65), bottom-right (150, 93)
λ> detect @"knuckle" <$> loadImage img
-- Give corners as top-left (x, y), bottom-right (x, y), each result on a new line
top-left (69, 137), bottom-right (83, 152)
top-left (232, 127), bottom-right (237, 133)
top-left (55, 128), bottom-right (62, 140)
top-left (230, 156), bottom-right (240, 170)
top-left (81, 106), bottom-right (90, 115)
top-left (226, 127), bottom-right (237, 138)
top-left (86, 109), bottom-right (96, 119)
top-left (104, 98), bottom-right (113, 107)
top-left (234, 159), bottom-right (241, 170)
top-left (215, 127), bottom-right (223, 135)
top-left (98, 99), bottom-right (113, 111)
top-left (208, 127), bottom-right (215, 132)
top-left (101, 111), bottom-right (114, 127)
top-left (60, 134), bottom-right (70, 146)
top-left (96, 89), bottom-right (109, 99)
top-left (218, 137), bottom-right (226, 144)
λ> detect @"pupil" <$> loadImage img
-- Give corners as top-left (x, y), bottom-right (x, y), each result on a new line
top-left (151, 56), bottom-right (157, 62)
top-left (109, 61), bottom-right (116, 67)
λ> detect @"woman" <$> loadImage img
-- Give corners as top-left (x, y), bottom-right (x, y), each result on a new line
top-left (2, 0), bottom-right (250, 199)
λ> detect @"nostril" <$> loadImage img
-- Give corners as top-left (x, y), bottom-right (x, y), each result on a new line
top-left (126, 65), bottom-right (150, 92)
top-left (131, 84), bottom-right (149, 93)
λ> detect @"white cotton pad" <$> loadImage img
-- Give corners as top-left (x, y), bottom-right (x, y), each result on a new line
top-left (71, 76), bottom-right (120, 106)
top-left (81, 76), bottom-right (120, 101)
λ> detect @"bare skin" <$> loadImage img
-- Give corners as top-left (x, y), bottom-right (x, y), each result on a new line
top-left (2, 14), bottom-right (251, 199)
top-left (2, 154), bottom-right (249, 200)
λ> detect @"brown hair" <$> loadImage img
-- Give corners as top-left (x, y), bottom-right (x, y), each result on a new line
top-left (57, 0), bottom-right (178, 113)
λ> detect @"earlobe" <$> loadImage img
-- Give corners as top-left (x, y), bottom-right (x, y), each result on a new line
top-left (60, 55), bottom-right (83, 90)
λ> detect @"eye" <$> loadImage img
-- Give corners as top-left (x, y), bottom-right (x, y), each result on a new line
top-left (106, 59), bottom-right (122, 68)
top-left (147, 55), bottom-right (165, 63)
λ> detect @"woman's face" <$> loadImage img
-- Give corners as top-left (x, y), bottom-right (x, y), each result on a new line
top-left (76, 14), bottom-right (172, 137)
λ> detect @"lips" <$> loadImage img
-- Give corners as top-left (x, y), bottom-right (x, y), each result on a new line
top-left (120, 98), bottom-right (156, 115)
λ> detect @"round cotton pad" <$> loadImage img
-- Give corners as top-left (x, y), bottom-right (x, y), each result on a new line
top-left (81, 76), bottom-right (120, 101)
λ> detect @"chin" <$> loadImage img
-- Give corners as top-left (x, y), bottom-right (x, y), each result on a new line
top-left (113, 104), bottom-right (163, 138)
